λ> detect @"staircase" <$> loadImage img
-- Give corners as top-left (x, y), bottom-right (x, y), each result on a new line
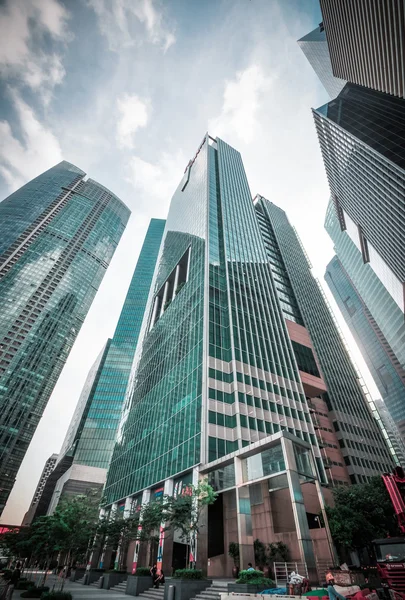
top-left (76, 575), bottom-right (86, 584)
top-left (111, 580), bottom-right (128, 594)
top-left (194, 580), bottom-right (229, 600)
top-left (138, 584), bottom-right (165, 600)
top-left (90, 576), bottom-right (103, 588)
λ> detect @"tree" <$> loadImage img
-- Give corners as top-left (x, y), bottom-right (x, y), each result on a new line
top-left (167, 478), bottom-right (217, 568)
top-left (325, 476), bottom-right (397, 553)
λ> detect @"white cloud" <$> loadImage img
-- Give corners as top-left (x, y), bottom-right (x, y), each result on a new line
top-left (116, 94), bottom-right (150, 149)
top-left (89, 0), bottom-right (175, 52)
top-left (209, 65), bottom-right (272, 144)
top-left (127, 149), bottom-right (186, 205)
top-left (0, 0), bottom-right (70, 101)
top-left (0, 92), bottom-right (63, 192)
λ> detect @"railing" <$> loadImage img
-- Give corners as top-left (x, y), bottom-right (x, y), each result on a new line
top-left (273, 562), bottom-right (308, 587)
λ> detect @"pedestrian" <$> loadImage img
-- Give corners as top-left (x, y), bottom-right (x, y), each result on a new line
top-left (247, 563), bottom-right (255, 572)
top-left (154, 569), bottom-right (165, 588)
top-left (5, 562), bottom-right (21, 600)
top-left (325, 572), bottom-right (346, 600)
top-left (150, 564), bottom-right (157, 579)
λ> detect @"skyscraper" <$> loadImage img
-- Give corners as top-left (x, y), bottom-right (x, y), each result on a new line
top-left (0, 162), bottom-right (130, 516)
top-left (298, 24), bottom-right (347, 99)
top-left (319, 0), bottom-right (405, 98)
top-left (325, 203), bottom-right (405, 445)
top-left (100, 136), bottom-right (348, 579)
top-left (313, 83), bottom-right (405, 313)
top-left (46, 219), bottom-right (165, 516)
top-left (254, 197), bottom-right (397, 484)
top-left (22, 453), bottom-right (58, 526)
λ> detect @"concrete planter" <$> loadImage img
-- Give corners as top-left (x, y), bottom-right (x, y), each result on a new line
top-left (164, 579), bottom-right (212, 600)
top-left (70, 568), bottom-right (86, 582)
top-left (103, 572), bottom-right (128, 589)
top-left (228, 583), bottom-right (276, 594)
top-left (126, 575), bottom-right (154, 596)
top-left (86, 571), bottom-right (105, 586)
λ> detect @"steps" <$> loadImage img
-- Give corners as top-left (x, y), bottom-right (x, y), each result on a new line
top-left (76, 576), bottom-right (86, 584)
top-left (111, 580), bottom-right (128, 594)
top-left (90, 576), bottom-right (103, 587)
top-left (138, 584), bottom-right (165, 600)
top-left (194, 580), bottom-right (230, 600)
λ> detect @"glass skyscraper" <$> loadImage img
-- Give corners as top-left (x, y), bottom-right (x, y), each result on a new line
top-left (254, 197), bottom-right (396, 484)
top-left (313, 83), bottom-right (405, 312)
top-left (0, 161), bottom-right (130, 516)
top-left (325, 203), bottom-right (405, 446)
top-left (319, 0), bottom-right (405, 99)
top-left (298, 24), bottom-right (347, 99)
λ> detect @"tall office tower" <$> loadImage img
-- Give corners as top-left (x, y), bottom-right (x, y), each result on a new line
top-left (325, 202), bottom-right (405, 446)
top-left (319, 0), bottom-right (405, 98)
top-left (313, 82), bottom-right (405, 314)
top-left (374, 399), bottom-right (405, 467)
top-left (102, 136), bottom-right (334, 579)
top-left (298, 23), bottom-right (346, 99)
top-left (254, 196), bottom-right (396, 485)
top-left (38, 220), bottom-right (165, 517)
top-left (21, 453), bottom-right (58, 526)
top-left (0, 161), bottom-right (130, 517)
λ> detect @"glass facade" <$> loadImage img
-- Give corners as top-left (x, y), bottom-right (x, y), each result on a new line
top-left (255, 197), bottom-right (396, 483)
top-left (104, 136), bottom-right (322, 506)
top-left (61, 219), bottom-right (166, 469)
top-left (0, 161), bottom-right (130, 515)
top-left (325, 203), bottom-right (405, 447)
top-left (313, 83), bottom-right (405, 290)
top-left (298, 24), bottom-right (347, 99)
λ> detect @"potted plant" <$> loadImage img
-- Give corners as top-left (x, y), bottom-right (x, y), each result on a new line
top-left (228, 569), bottom-right (275, 594)
top-left (164, 569), bottom-right (212, 600)
top-left (228, 542), bottom-right (240, 578)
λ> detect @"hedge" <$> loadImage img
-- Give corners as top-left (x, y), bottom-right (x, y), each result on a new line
top-left (173, 569), bottom-right (204, 580)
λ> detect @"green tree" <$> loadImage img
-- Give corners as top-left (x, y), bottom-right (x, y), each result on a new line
top-left (167, 478), bottom-right (217, 568)
top-left (326, 476), bottom-right (397, 553)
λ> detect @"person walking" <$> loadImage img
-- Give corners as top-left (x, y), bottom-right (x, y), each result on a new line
top-left (325, 572), bottom-right (346, 600)
top-left (5, 562), bottom-right (21, 600)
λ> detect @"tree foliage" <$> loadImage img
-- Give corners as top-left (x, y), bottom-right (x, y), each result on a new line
top-left (326, 476), bottom-right (397, 551)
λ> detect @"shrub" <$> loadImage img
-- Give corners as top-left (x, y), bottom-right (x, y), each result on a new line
top-left (41, 593), bottom-right (72, 600)
top-left (21, 586), bottom-right (50, 598)
top-left (134, 567), bottom-right (151, 577)
top-left (173, 569), bottom-right (204, 580)
top-left (106, 569), bottom-right (127, 574)
top-left (16, 581), bottom-right (36, 590)
top-left (236, 569), bottom-right (264, 582)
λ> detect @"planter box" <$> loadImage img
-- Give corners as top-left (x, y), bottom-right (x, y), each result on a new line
top-left (70, 568), bottom-right (86, 582)
top-left (164, 579), bottom-right (212, 600)
top-left (228, 583), bottom-right (276, 594)
top-left (85, 571), bottom-right (105, 586)
top-left (103, 573), bottom-right (128, 590)
top-left (126, 575), bottom-right (154, 596)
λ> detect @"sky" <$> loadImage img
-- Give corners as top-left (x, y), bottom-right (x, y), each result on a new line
top-left (0, 0), bottom-right (380, 524)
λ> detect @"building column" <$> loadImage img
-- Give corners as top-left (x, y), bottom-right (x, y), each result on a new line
top-left (158, 479), bottom-right (174, 573)
top-left (234, 456), bottom-right (255, 569)
top-left (172, 265), bottom-right (180, 300)
top-left (150, 297), bottom-right (159, 331)
top-left (132, 489), bottom-right (151, 573)
top-left (89, 508), bottom-right (106, 569)
top-left (160, 281), bottom-right (169, 317)
top-left (99, 503), bottom-right (117, 569)
top-left (281, 437), bottom-right (317, 582)
top-left (114, 497), bottom-right (134, 570)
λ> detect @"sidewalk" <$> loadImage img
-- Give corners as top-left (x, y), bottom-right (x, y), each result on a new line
top-left (12, 575), bottom-right (126, 600)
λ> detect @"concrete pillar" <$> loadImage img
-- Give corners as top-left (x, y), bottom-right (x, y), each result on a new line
top-left (172, 265), bottom-right (180, 300)
top-left (114, 497), bottom-right (134, 569)
top-left (234, 457), bottom-right (255, 569)
top-left (89, 508), bottom-right (106, 569)
top-left (160, 281), bottom-right (169, 317)
top-left (132, 490), bottom-right (151, 573)
top-left (150, 296), bottom-right (159, 331)
top-left (281, 438), bottom-right (317, 582)
top-left (100, 503), bottom-right (117, 569)
top-left (158, 479), bottom-right (173, 573)
top-left (189, 468), bottom-right (199, 568)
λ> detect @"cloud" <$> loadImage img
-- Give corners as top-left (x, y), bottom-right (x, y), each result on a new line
top-left (0, 92), bottom-right (63, 192)
top-left (116, 94), bottom-right (150, 149)
top-left (89, 0), bottom-right (175, 52)
top-left (0, 0), bottom-right (70, 101)
top-left (127, 149), bottom-right (186, 205)
top-left (209, 65), bottom-right (272, 144)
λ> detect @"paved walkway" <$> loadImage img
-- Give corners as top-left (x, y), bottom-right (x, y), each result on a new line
top-left (11, 574), bottom-right (126, 600)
